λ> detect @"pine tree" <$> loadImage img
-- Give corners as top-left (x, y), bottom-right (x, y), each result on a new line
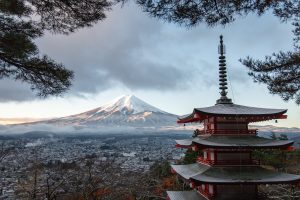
top-left (136, 0), bottom-right (300, 104)
top-left (0, 0), bottom-right (113, 97)
top-left (2, 0), bottom-right (300, 101)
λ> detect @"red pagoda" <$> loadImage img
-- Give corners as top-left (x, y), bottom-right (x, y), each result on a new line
top-left (167, 36), bottom-right (300, 200)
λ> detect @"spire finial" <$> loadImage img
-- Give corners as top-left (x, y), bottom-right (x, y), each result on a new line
top-left (216, 35), bottom-right (232, 104)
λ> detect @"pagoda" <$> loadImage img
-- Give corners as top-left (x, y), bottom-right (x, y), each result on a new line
top-left (167, 36), bottom-right (300, 200)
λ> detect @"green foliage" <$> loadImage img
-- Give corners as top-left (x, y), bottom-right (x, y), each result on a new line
top-left (253, 133), bottom-right (297, 170)
top-left (253, 149), bottom-right (288, 170)
top-left (192, 129), bottom-right (201, 138)
top-left (253, 148), bottom-right (300, 171)
top-left (3, 0), bottom-right (300, 102)
top-left (241, 51), bottom-right (300, 104)
top-left (182, 149), bottom-right (198, 164)
top-left (137, 0), bottom-right (290, 26)
top-left (0, 0), bottom-right (114, 97)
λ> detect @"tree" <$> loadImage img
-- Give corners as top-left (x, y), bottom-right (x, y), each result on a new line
top-left (262, 184), bottom-right (300, 200)
top-left (252, 133), bottom-right (290, 171)
top-left (2, 1), bottom-right (299, 101)
top-left (0, 142), bottom-right (14, 163)
top-left (0, 0), bottom-right (114, 97)
top-left (136, 0), bottom-right (300, 104)
top-left (182, 148), bottom-right (198, 164)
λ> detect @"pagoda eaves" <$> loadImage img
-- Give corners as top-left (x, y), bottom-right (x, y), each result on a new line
top-left (175, 136), bottom-right (294, 149)
top-left (167, 191), bottom-right (206, 200)
top-left (171, 163), bottom-right (300, 185)
top-left (178, 103), bottom-right (287, 124)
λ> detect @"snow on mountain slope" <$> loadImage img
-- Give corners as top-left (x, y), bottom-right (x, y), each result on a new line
top-left (47, 95), bottom-right (178, 127)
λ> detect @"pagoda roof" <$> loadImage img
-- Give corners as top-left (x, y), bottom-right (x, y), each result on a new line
top-left (171, 163), bottom-right (300, 184)
top-left (193, 135), bottom-right (293, 149)
top-left (171, 163), bottom-right (210, 179)
top-left (178, 103), bottom-right (287, 123)
top-left (175, 139), bottom-right (193, 147)
top-left (167, 191), bottom-right (206, 200)
top-left (191, 166), bottom-right (300, 184)
top-left (175, 136), bottom-right (293, 149)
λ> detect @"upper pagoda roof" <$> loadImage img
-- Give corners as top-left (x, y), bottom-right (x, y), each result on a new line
top-left (178, 103), bottom-right (287, 123)
top-left (195, 103), bottom-right (286, 116)
top-left (178, 36), bottom-right (288, 124)
top-left (167, 191), bottom-right (206, 200)
top-left (175, 135), bottom-right (293, 149)
top-left (171, 163), bottom-right (300, 184)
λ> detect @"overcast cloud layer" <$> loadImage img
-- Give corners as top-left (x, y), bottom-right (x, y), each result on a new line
top-left (0, 3), bottom-right (294, 102)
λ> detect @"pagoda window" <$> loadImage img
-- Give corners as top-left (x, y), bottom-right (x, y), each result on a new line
top-left (209, 184), bottom-right (214, 194)
top-left (204, 151), bottom-right (208, 159)
top-left (210, 151), bottom-right (215, 161)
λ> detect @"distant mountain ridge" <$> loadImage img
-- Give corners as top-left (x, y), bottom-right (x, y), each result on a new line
top-left (2, 95), bottom-right (300, 135)
top-left (41, 95), bottom-right (178, 127)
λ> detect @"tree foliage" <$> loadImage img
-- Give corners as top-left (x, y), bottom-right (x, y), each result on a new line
top-left (0, 0), bottom-right (113, 97)
top-left (136, 0), bottom-right (291, 27)
top-left (135, 0), bottom-right (300, 104)
top-left (253, 149), bottom-right (289, 171)
top-left (182, 148), bottom-right (198, 164)
top-left (2, 0), bottom-right (300, 101)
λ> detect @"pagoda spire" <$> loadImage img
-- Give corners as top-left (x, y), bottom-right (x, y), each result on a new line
top-left (216, 35), bottom-right (233, 104)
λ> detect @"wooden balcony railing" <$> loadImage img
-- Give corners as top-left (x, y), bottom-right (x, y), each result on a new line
top-left (197, 156), bottom-right (260, 166)
top-left (200, 129), bottom-right (257, 135)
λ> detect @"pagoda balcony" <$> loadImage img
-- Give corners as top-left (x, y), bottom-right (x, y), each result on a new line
top-left (205, 129), bottom-right (257, 135)
top-left (197, 156), bottom-right (260, 166)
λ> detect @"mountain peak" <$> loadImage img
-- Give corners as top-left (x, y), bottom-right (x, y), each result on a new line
top-left (102, 94), bottom-right (166, 115)
top-left (113, 94), bottom-right (137, 104)
top-left (44, 95), bottom-right (177, 127)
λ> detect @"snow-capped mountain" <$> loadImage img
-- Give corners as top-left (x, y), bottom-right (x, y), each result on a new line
top-left (46, 95), bottom-right (178, 127)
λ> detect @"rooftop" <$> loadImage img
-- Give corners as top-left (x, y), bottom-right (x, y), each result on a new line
top-left (192, 166), bottom-right (300, 184)
top-left (167, 191), bottom-right (206, 200)
top-left (178, 103), bottom-right (287, 123)
top-left (175, 135), bottom-right (293, 149)
top-left (171, 163), bottom-right (300, 184)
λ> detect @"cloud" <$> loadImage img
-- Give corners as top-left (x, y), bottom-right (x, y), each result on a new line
top-left (0, 4), bottom-right (294, 102)
top-left (0, 79), bottom-right (35, 102)
top-left (34, 4), bottom-right (196, 97)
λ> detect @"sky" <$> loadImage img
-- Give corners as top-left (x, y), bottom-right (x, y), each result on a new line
top-left (0, 3), bottom-right (299, 128)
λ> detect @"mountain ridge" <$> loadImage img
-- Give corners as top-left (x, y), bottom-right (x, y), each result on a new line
top-left (1, 95), bottom-right (299, 135)
top-left (39, 95), bottom-right (178, 127)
